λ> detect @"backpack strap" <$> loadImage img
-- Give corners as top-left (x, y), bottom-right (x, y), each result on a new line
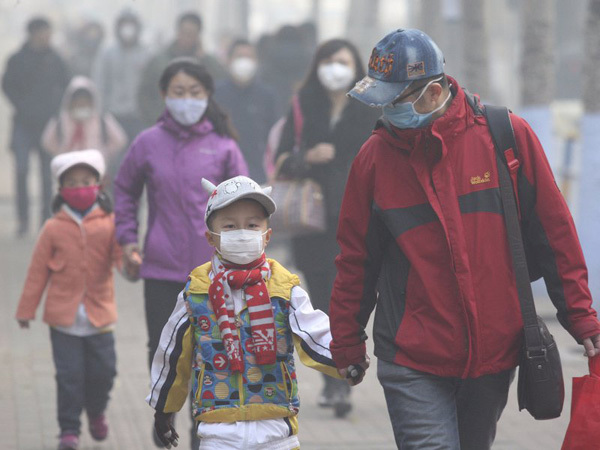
top-left (483, 105), bottom-right (543, 352)
top-left (483, 105), bottom-right (522, 220)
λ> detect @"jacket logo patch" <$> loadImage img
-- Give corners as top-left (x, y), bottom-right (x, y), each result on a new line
top-left (470, 171), bottom-right (491, 185)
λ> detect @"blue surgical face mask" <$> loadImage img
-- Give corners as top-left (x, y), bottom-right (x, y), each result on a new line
top-left (382, 77), bottom-right (451, 129)
top-left (165, 97), bottom-right (208, 126)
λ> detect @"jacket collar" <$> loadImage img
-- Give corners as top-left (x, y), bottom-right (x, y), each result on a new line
top-left (57, 204), bottom-right (105, 225)
top-left (159, 110), bottom-right (215, 139)
top-left (373, 76), bottom-right (477, 153)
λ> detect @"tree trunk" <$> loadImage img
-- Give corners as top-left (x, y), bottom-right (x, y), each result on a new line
top-left (419, 0), bottom-right (443, 45)
top-left (577, 0), bottom-right (600, 308)
top-left (520, 0), bottom-right (554, 106)
top-left (346, 0), bottom-right (381, 60)
top-left (461, 0), bottom-right (490, 101)
top-left (518, 0), bottom-right (556, 171)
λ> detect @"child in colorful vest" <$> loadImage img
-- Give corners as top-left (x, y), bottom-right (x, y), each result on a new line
top-left (147, 175), bottom-right (343, 449)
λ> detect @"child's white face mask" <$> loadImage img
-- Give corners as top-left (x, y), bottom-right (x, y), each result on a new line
top-left (213, 229), bottom-right (266, 265)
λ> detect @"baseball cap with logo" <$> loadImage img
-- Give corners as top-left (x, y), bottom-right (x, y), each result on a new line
top-left (201, 176), bottom-right (276, 225)
top-left (348, 29), bottom-right (445, 107)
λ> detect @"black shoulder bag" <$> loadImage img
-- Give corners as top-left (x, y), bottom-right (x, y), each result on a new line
top-left (484, 105), bottom-right (564, 420)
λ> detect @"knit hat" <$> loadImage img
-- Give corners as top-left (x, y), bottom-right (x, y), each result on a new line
top-left (348, 28), bottom-right (445, 107)
top-left (50, 149), bottom-right (106, 182)
top-left (202, 176), bottom-right (276, 224)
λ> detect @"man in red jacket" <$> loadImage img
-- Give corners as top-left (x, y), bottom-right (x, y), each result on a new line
top-left (329, 28), bottom-right (600, 449)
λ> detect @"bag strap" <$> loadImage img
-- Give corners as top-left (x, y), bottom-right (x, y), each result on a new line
top-left (291, 95), bottom-right (303, 154)
top-left (484, 105), bottom-right (545, 354)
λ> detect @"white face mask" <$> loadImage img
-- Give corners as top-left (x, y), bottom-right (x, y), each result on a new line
top-left (317, 62), bottom-right (355, 92)
top-left (70, 107), bottom-right (93, 121)
top-left (215, 229), bottom-right (266, 265)
top-left (230, 57), bottom-right (257, 84)
top-left (165, 97), bottom-right (208, 126)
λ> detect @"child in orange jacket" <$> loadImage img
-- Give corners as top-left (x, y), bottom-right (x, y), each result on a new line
top-left (15, 149), bottom-right (122, 450)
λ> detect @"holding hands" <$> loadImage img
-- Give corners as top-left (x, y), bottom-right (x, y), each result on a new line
top-left (122, 243), bottom-right (143, 281)
top-left (339, 355), bottom-right (370, 386)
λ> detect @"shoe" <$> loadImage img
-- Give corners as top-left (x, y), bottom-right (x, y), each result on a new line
top-left (88, 414), bottom-right (108, 441)
top-left (58, 433), bottom-right (79, 450)
top-left (317, 389), bottom-right (334, 408)
top-left (332, 390), bottom-right (352, 418)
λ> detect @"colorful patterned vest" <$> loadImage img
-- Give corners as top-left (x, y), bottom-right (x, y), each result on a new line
top-left (184, 259), bottom-right (302, 423)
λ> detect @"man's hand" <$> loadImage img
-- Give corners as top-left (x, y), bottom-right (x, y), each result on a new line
top-left (582, 334), bottom-right (600, 357)
top-left (122, 243), bottom-right (143, 281)
top-left (154, 411), bottom-right (178, 448)
top-left (305, 143), bottom-right (335, 165)
top-left (338, 355), bottom-right (370, 386)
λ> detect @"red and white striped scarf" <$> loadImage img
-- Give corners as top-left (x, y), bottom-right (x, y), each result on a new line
top-left (209, 253), bottom-right (275, 372)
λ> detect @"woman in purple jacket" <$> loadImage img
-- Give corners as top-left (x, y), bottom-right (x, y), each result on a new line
top-left (114, 58), bottom-right (248, 368)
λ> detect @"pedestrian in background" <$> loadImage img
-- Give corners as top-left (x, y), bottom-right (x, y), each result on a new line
top-left (215, 38), bottom-right (277, 184)
top-left (137, 12), bottom-right (227, 128)
top-left (41, 76), bottom-right (127, 186)
top-left (2, 16), bottom-right (70, 236)
top-left (258, 25), bottom-right (314, 117)
top-left (329, 29), bottom-right (600, 449)
top-left (66, 19), bottom-right (105, 77)
top-left (92, 9), bottom-right (149, 151)
top-left (274, 38), bottom-right (379, 417)
top-left (15, 149), bottom-right (122, 450)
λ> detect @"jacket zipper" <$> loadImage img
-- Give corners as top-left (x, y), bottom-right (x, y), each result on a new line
top-left (195, 363), bottom-right (206, 403)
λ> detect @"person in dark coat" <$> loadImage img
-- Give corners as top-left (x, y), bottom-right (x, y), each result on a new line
top-left (137, 12), bottom-right (226, 128)
top-left (215, 39), bottom-right (277, 184)
top-left (2, 17), bottom-right (70, 236)
top-left (274, 38), bottom-right (380, 417)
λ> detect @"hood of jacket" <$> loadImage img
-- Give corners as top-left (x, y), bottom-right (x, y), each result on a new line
top-left (59, 76), bottom-right (102, 116)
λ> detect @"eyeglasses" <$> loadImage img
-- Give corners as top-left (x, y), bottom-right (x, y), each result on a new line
top-left (390, 83), bottom-right (429, 106)
top-left (390, 76), bottom-right (444, 106)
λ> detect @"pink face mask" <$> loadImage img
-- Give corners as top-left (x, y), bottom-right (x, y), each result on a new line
top-left (60, 185), bottom-right (99, 211)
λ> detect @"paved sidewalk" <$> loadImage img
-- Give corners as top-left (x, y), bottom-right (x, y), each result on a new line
top-left (0, 193), bottom-right (591, 449)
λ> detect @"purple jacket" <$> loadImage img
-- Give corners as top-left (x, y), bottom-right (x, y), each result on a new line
top-left (114, 112), bottom-right (248, 282)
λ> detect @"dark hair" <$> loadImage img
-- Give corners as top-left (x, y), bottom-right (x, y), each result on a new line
top-left (116, 10), bottom-right (141, 33)
top-left (27, 17), bottom-right (51, 34)
top-left (227, 38), bottom-right (252, 60)
top-left (159, 58), bottom-right (239, 140)
top-left (177, 11), bottom-right (202, 31)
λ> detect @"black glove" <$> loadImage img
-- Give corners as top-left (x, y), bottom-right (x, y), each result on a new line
top-left (154, 411), bottom-right (179, 448)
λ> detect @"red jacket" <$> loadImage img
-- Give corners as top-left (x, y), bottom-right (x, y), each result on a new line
top-left (329, 78), bottom-right (600, 378)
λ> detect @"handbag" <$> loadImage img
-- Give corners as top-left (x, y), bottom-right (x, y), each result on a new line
top-left (269, 95), bottom-right (327, 236)
top-left (561, 356), bottom-right (600, 449)
top-left (485, 105), bottom-right (564, 420)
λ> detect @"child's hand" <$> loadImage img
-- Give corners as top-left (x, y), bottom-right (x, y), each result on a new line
top-left (154, 411), bottom-right (178, 448)
top-left (17, 319), bottom-right (30, 329)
